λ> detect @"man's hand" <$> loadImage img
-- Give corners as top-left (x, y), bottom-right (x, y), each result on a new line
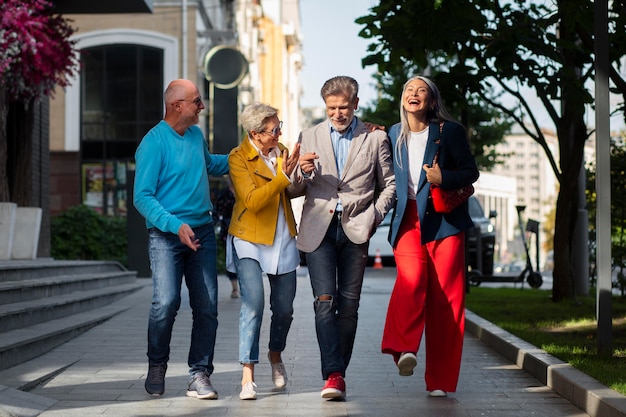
top-left (299, 151), bottom-right (319, 174)
top-left (178, 223), bottom-right (200, 251)
top-left (364, 121), bottom-right (386, 132)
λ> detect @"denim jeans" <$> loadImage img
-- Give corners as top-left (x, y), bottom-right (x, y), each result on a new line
top-left (233, 248), bottom-right (296, 363)
top-left (305, 214), bottom-right (368, 379)
top-left (146, 223), bottom-right (218, 376)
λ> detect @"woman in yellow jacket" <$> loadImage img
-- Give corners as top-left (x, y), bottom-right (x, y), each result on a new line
top-left (226, 103), bottom-right (301, 400)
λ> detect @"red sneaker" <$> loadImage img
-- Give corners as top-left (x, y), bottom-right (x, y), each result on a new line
top-left (321, 372), bottom-right (346, 400)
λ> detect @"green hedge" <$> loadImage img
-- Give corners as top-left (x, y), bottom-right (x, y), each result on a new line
top-left (51, 205), bottom-right (127, 266)
top-left (216, 240), bottom-right (227, 274)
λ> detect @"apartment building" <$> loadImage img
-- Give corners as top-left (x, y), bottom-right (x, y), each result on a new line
top-left (485, 126), bottom-right (597, 268)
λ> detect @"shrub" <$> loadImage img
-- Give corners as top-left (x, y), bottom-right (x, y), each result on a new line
top-left (51, 205), bottom-right (127, 266)
top-left (216, 239), bottom-right (227, 274)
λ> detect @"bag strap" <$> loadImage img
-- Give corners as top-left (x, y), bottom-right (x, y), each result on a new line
top-left (432, 121), bottom-right (445, 165)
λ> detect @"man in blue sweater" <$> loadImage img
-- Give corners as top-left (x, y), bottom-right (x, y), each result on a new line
top-left (134, 79), bottom-right (229, 399)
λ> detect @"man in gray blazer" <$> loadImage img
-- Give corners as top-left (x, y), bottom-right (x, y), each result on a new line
top-left (294, 75), bottom-right (395, 400)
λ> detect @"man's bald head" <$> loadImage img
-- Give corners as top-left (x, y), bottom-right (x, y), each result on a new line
top-left (164, 79), bottom-right (196, 105)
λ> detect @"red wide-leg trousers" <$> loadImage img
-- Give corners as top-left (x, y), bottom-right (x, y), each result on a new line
top-left (381, 200), bottom-right (466, 392)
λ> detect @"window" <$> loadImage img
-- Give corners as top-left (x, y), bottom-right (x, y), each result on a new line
top-left (80, 44), bottom-right (163, 216)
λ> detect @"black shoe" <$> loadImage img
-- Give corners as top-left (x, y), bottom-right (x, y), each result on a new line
top-left (145, 362), bottom-right (167, 396)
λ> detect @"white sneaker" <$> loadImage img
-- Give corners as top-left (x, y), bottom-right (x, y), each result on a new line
top-left (239, 381), bottom-right (257, 400)
top-left (268, 352), bottom-right (287, 388)
top-left (429, 389), bottom-right (447, 397)
top-left (397, 352), bottom-right (417, 376)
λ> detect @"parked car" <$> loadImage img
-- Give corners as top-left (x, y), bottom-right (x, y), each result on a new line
top-left (466, 196), bottom-right (496, 276)
top-left (367, 196), bottom-right (496, 270)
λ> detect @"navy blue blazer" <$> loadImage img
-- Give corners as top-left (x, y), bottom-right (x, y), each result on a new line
top-left (388, 120), bottom-right (479, 246)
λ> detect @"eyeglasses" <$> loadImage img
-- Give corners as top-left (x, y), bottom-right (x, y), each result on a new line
top-left (260, 121), bottom-right (283, 136)
top-left (177, 97), bottom-right (203, 107)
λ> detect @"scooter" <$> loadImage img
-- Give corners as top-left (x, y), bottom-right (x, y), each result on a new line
top-left (467, 205), bottom-right (543, 289)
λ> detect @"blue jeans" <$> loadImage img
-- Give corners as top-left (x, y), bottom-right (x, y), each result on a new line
top-left (233, 248), bottom-right (296, 363)
top-left (305, 214), bottom-right (368, 379)
top-left (146, 223), bottom-right (218, 376)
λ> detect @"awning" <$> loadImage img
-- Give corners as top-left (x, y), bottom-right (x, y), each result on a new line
top-left (51, 0), bottom-right (153, 14)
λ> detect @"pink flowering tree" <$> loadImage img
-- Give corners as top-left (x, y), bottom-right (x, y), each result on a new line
top-left (0, 0), bottom-right (77, 203)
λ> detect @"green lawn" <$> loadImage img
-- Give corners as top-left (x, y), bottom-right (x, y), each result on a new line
top-left (465, 286), bottom-right (626, 395)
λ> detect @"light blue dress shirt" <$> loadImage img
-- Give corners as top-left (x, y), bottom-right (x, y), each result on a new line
top-left (330, 117), bottom-right (357, 212)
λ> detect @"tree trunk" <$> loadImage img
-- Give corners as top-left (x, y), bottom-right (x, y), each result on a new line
top-left (552, 155), bottom-right (583, 301)
top-left (9, 98), bottom-right (35, 206)
top-left (0, 86), bottom-right (10, 202)
top-left (551, 0), bottom-right (589, 302)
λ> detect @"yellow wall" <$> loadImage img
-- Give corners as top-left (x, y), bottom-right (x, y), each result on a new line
top-left (50, 86), bottom-right (65, 151)
top-left (258, 17), bottom-right (284, 108)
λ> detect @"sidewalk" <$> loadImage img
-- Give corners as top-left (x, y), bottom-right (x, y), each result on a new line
top-left (0, 267), bottom-right (622, 417)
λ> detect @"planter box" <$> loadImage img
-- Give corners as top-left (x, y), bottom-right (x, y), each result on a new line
top-left (0, 202), bottom-right (17, 260)
top-left (11, 207), bottom-right (42, 260)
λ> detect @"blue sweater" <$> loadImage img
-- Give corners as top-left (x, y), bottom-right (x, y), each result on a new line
top-left (133, 120), bottom-right (229, 234)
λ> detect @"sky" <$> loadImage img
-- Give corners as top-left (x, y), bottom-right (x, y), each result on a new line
top-left (298, 0), bottom-right (625, 133)
top-left (299, 0), bottom-right (379, 109)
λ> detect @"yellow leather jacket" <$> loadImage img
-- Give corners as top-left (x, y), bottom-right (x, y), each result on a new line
top-left (227, 137), bottom-right (297, 245)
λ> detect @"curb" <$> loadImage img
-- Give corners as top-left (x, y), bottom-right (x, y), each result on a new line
top-left (466, 309), bottom-right (626, 417)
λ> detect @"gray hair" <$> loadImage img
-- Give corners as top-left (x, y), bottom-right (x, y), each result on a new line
top-left (320, 76), bottom-right (359, 102)
top-left (240, 102), bottom-right (279, 133)
top-left (395, 75), bottom-right (457, 166)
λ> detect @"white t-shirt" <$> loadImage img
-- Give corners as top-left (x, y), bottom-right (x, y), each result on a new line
top-left (407, 126), bottom-right (429, 200)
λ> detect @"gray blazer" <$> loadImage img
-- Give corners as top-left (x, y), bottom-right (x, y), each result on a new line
top-left (293, 118), bottom-right (396, 253)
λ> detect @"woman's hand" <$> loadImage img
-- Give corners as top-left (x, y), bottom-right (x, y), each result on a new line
top-left (423, 161), bottom-right (442, 186)
top-left (282, 142), bottom-right (301, 176)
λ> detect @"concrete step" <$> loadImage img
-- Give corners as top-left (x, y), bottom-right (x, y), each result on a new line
top-left (0, 270), bottom-right (137, 304)
top-left (0, 260), bottom-right (146, 371)
top-left (0, 301), bottom-right (141, 371)
top-left (0, 260), bottom-right (127, 283)
top-left (0, 282), bottom-right (145, 333)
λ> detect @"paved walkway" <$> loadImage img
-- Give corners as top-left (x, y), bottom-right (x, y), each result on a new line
top-left (0, 267), bottom-right (622, 417)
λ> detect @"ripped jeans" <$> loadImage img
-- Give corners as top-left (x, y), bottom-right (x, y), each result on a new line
top-left (305, 213), bottom-right (368, 379)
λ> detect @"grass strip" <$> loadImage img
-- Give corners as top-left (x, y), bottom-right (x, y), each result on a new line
top-left (465, 286), bottom-right (626, 395)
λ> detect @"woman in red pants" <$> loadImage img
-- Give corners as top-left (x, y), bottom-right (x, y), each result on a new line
top-left (381, 75), bottom-right (479, 397)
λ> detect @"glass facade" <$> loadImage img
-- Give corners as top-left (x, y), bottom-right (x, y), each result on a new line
top-left (79, 44), bottom-right (163, 216)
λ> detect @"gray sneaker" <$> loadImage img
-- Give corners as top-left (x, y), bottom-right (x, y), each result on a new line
top-left (186, 371), bottom-right (218, 399)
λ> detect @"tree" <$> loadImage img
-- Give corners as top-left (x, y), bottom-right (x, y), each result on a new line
top-left (586, 135), bottom-right (626, 297)
top-left (0, 0), bottom-right (77, 204)
top-left (357, 0), bottom-right (626, 301)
